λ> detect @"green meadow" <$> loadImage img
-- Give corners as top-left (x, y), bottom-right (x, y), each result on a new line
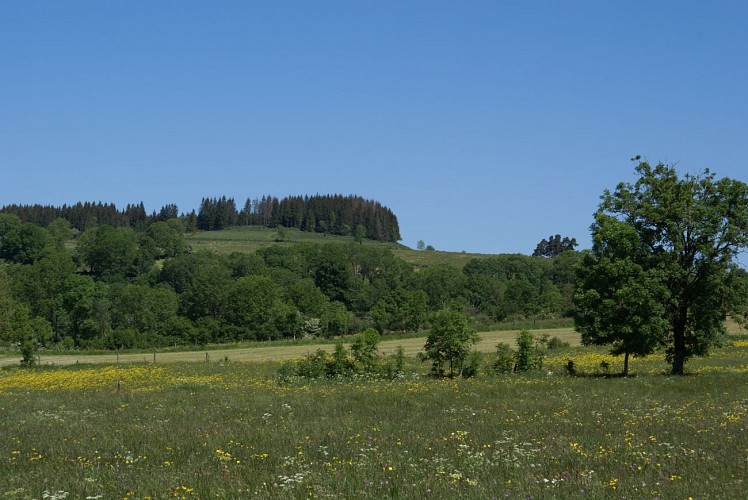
top-left (0, 328), bottom-right (579, 368)
top-left (1, 337), bottom-right (746, 499)
top-left (185, 225), bottom-right (487, 269)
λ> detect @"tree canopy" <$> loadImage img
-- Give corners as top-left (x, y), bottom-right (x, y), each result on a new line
top-left (533, 234), bottom-right (578, 257)
top-left (574, 159), bottom-right (748, 375)
top-left (421, 309), bottom-right (479, 377)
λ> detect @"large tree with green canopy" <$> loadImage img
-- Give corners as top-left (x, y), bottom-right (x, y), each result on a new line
top-left (575, 158), bottom-right (748, 375)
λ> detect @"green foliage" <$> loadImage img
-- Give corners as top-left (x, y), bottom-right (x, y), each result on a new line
top-left (292, 349), bottom-right (330, 379)
top-left (279, 334), bottom-right (400, 381)
top-left (147, 221), bottom-right (187, 259)
top-left (421, 309), bottom-right (479, 377)
top-left (492, 342), bottom-right (515, 374)
top-left (576, 159), bottom-right (748, 374)
top-left (728, 267), bottom-right (748, 329)
top-left (327, 343), bottom-right (354, 377)
top-left (47, 218), bottom-right (74, 249)
top-left (0, 206), bottom-right (580, 351)
top-left (463, 254), bottom-right (570, 321)
top-left (350, 328), bottom-right (381, 371)
top-left (514, 329), bottom-right (545, 372)
top-left (461, 351), bottom-right (482, 378)
top-left (393, 345), bottom-right (405, 377)
top-left (533, 234), bottom-right (578, 257)
top-left (19, 339), bottom-right (36, 366)
top-left (544, 335), bottom-right (570, 350)
top-left (0, 222), bottom-right (54, 264)
top-left (320, 301), bottom-right (351, 337)
top-left (0, 213), bottom-right (22, 238)
top-left (77, 225), bottom-right (154, 280)
top-left (574, 250), bottom-right (668, 375)
top-left (354, 224), bottom-right (366, 245)
top-left (413, 264), bottom-right (467, 310)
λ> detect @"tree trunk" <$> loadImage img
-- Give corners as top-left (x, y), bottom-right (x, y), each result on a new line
top-left (671, 311), bottom-right (687, 375)
top-left (623, 352), bottom-right (629, 377)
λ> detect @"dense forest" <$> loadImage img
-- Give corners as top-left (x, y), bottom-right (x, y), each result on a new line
top-left (0, 211), bottom-right (579, 351)
top-left (0, 194), bottom-right (400, 243)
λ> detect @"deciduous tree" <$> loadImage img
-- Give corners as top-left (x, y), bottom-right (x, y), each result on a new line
top-left (421, 309), bottom-right (479, 377)
top-left (575, 158), bottom-right (748, 375)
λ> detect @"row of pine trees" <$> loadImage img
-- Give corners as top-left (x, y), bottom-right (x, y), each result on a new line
top-left (1, 194), bottom-right (401, 243)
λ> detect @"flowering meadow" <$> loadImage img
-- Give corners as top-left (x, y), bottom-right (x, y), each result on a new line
top-left (1, 342), bottom-right (746, 499)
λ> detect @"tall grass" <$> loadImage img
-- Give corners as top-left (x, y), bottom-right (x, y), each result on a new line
top-left (1, 341), bottom-right (746, 498)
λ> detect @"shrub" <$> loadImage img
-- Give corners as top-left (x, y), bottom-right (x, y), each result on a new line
top-left (565, 359), bottom-right (577, 376)
top-left (515, 329), bottom-right (545, 372)
top-left (462, 351), bottom-right (482, 378)
top-left (393, 345), bottom-right (405, 378)
top-left (20, 340), bottom-right (36, 367)
top-left (295, 349), bottom-right (330, 378)
top-left (492, 342), bottom-right (515, 374)
top-left (350, 328), bottom-right (380, 372)
top-left (546, 336), bottom-right (570, 350)
top-left (278, 337), bottom-right (403, 381)
top-left (327, 343), bottom-right (354, 377)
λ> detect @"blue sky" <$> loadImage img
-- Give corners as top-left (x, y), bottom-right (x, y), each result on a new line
top-left (2, 1), bottom-right (747, 254)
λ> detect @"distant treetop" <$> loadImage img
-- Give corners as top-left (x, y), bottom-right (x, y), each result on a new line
top-left (532, 234), bottom-right (577, 257)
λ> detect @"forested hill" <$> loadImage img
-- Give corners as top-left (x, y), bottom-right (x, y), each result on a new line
top-left (0, 194), bottom-right (401, 243)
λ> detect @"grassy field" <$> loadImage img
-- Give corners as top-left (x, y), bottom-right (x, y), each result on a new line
top-left (185, 226), bottom-right (489, 269)
top-left (1, 337), bottom-right (747, 498)
top-left (0, 328), bottom-right (579, 368)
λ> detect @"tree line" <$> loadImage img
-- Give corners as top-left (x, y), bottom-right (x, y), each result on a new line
top-left (1, 194), bottom-right (401, 243)
top-left (0, 213), bottom-right (578, 352)
top-left (3, 159), bottom-right (747, 376)
top-left (194, 194), bottom-right (400, 242)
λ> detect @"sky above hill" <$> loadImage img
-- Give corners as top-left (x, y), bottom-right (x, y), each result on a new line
top-left (2, 1), bottom-right (747, 255)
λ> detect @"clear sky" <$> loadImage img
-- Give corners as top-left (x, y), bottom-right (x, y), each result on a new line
top-left (2, 1), bottom-right (747, 254)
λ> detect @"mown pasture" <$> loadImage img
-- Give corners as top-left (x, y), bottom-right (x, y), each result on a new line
top-left (0, 328), bottom-right (579, 368)
top-left (1, 338), bottom-right (746, 499)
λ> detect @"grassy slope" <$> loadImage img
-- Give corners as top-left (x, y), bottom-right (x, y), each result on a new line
top-left (185, 225), bottom-right (489, 269)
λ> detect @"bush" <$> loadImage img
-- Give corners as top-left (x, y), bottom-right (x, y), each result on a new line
top-left (295, 349), bottom-right (330, 379)
top-left (350, 328), bottom-right (380, 372)
top-left (393, 345), bottom-right (405, 378)
top-left (546, 336), bottom-right (570, 350)
top-left (515, 329), bottom-right (545, 372)
top-left (462, 351), bottom-right (482, 378)
top-left (492, 343), bottom-right (515, 374)
top-left (327, 343), bottom-right (354, 377)
top-left (278, 338), bottom-right (404, 381)
top-left (20, 340), bottom-right (36, 366)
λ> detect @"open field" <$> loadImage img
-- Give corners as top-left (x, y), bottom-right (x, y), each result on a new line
top-left (185, 226), bottom-right (489, 269)
top-left (3, 321), bottom-right (746, 367)
top-left (1, 339), bottom-right (747, 498)
top-left (0, 328), bottom-right (579, 368)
